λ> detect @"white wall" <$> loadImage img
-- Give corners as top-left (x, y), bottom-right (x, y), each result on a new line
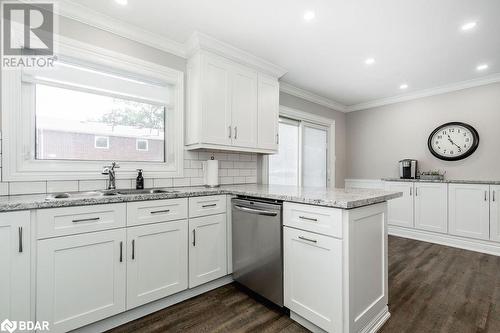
top-left (346, 82), bottom-right (500, 181)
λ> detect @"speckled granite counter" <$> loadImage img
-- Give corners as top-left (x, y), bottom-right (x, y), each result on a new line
top-left (382, 178), bottom-right (500, 185)
top-left (0, 184), bottom-right (402, 212)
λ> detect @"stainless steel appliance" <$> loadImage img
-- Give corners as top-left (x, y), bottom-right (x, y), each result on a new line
top-left (399, 159), bottom-right (418, 179)
top-left (232, 197), bottom-right (283, 306)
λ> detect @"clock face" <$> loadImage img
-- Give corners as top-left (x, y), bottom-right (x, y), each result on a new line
top-left (428, 122), bottom-right (479, 161)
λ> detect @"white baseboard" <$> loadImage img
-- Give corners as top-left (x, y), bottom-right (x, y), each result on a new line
top-left (389, 226), bottom-right (500, 256)
top-left (289, 311), bottom-right (327, 333)
top-left (345, 179), bottom-right (385, 190)
top-left (75, 275), bottom-right (234, 333)
top-left (359, 306), bottom-right (390, 333)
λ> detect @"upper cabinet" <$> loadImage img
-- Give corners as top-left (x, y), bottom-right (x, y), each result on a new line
top-left (186, 33), bottom-right (286, 154)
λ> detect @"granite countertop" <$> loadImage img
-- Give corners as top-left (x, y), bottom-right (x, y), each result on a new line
top-left (382, 178), bottom-right (500, 185)
top-left (0, 184), bottom-right (402, 212)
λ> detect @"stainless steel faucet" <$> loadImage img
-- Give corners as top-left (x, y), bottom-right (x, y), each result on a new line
top-left (102, 162), bottom-right (120, 190)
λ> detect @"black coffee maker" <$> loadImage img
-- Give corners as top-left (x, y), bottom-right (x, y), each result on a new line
top-left (399, 159), bottom-right (418, 179)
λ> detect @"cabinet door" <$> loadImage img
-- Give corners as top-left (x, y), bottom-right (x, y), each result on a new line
top-left (201, 54), bottom-right (232, 146)
top-left (0, 211), bottom-right (30, 323)
top-left (126, 220), bottom-right (188, 309)
top-left (490, 185), bottom-right (500, 242)
top-left (231, 66), bottom-right (258, 148)
top-left (189, 214), bottom-right (227, 288)
top-left (284, 227), bottom-right (342, 333)
top-left (414, 183), bottom-right (448, 233)
top-left (449, 184), bottom-right (490, 240)
top-left (257, 74), bottom-right (279, 150)
top-left (385, 182), bottom-right (414, 228)
top-left (37, 229), bottom-right (126, 333)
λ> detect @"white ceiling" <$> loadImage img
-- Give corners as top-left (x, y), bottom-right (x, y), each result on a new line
top-left (63, 0), bottom-right (500, 109)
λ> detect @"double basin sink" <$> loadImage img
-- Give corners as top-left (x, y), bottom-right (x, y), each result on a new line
top-left (46, 188), bottom-right (179, 200)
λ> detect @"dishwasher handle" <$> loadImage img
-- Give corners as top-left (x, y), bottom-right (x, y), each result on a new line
top-left (233, 205), bottom-right (278, 217)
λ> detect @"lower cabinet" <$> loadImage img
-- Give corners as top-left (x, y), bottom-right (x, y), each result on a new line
top-left (189, 214), bottom-right (227, 288)
top-left (414, 183), bottom-right (448, 233)
top-left (449, 183), bottom-right (490, 240)
top-left (385, 181), bottom-right (414, 228)
top-left (126, 220), bottom-right (188, 309)
top-left (0, 211), bottom-right (31, 324)
top-left (37, 229), bottom-right (127, 333)
top-left (284, 227), bottom-right (342, 333)
top-left (490, 185), bottom-right (500, 242)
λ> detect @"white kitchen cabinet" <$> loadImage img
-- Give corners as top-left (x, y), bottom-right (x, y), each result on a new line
top-left (126, 220), bottom-right (188, 309)
top-left (490, 185), bottom-right (500, 242)
top-left (231, 66), bottom-right (258, 148)
top-left (188, 214), bottom-right (227, 288)
top-left (414, 183), bottom-right (448, 233)
top-left (186, 50), bottom-right (279, 153)
top-left (284, 227), bottom-right (342, 333)
top-left (257, 74), bottom-right (279, 150)
top-left (385, 181), bottom-right (414, 228)
top-left (37, 229), bottom-right (126, 333)
top-left (0, 211), bottom-right (30, 324)
top-left (449, 184), bottom-right (490, 240)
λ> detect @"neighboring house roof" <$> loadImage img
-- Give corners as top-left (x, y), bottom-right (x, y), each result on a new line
top-left (37, 116), bottom-right (164, 140)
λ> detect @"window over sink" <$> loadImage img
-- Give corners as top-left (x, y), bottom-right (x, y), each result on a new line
top-left (1, 37), bottom-right (184, 181)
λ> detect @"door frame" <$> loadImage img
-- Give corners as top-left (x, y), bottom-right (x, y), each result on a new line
top-left (261, 105), bottom-right (336, 188)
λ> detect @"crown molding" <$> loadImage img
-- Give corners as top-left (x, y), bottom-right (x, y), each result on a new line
top-left (186, 31), bottom-right (287, 78)
top-left (279, 82), bottom-right (347, 112)
top-left (57, 0), bottom-right (187, 58)
top-left (347, 73), bottom-right (500, 112)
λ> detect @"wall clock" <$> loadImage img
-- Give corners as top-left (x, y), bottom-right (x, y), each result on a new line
top-left (428, 122), bottom-right (479, 161)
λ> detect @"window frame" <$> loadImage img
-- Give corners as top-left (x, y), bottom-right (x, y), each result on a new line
top-left (263, 105), bottom-right (336, 188)
top-left (2, 36), bottom-right (184, 181)
top-left (94, 136), bottom-right (110, 150)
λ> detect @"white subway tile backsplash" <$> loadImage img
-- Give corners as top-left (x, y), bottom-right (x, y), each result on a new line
top-left (184, 151), bottom-right (199, 160)
top-left (228, 153), bottom-right (240, 161)
top-left (173, 177), bottom-right (190, 187)
top-left (239, 154), bottom-right (252, 161)
top-left (10, 181), bottom-right (46, 195)
top-left (246, 176), bottom-right (257, 183)
top-left (47, 181), bottom-right (79, 193)
top-left (115, 179), bottom-right (133, 189)
top-left (220, 176), bottom-right (234, 185)
top-left (79, 180), bottom-right (106, 191)
top-left (0, 183), bottom-right (8, 196)
top-left (227, 169), bottom-right (240, 177)
top-left (190, 160), bottom-right (202, 168)
top-left (184, 168), bottom-right (200, 177)
top-left (234, 176), bottom-right (246, 184)
top-left (154, 178), bottom-right (173, 188)
top-left (220, 161), bottom-right (234, 169)
top-left (190, 177), bottom-right (204, 186)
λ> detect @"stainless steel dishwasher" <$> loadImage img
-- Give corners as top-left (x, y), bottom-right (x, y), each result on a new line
top-left (232, 197), bottom-right (283, 307)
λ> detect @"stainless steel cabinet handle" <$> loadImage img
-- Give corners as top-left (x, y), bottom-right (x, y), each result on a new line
top-left (72, 217), bottom-right (100, 223)
top-left (150, 209), bottom-right (170, 214)
top-left (192, 230), bottom-right (196, 246)
top-left (299, 216), bottom-right (318, 222)
top-left (202, 203), bottom-right (217, 208)
top-left (119, 241), bottom-right (123, 262)
top-left (276, 133), bottom-right (279, 144)
top-left (410, 187), bottom-right (412, 196)
top-left (132, 239), bottom-right (135, 260)
top-left (494, 191), bottom-right (496, 202)
top-left (228, 126), bottom-right (232, 139)
top-left (298, 236), bottom-right (317, 243)
top-left (233, 205), bottom-right (278, 216)
top-left (415, 187), bottom-right (418, 196)
top-left (485, 191), bottom-right (488, 201)
top-left (234, 126), bottom-right (238, 139)
top-left (18, 227), bottom-right (23, 253)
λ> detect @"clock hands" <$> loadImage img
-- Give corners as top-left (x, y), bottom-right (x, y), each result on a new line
top-left (447, 135), bottom-right (462, 152)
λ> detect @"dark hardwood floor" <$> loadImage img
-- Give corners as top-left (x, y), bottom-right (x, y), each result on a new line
top-left (108, 236), bottom-right (500, 333)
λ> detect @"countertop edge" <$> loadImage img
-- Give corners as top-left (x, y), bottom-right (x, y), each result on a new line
top-left (382, 178), bottom-right (500, 185)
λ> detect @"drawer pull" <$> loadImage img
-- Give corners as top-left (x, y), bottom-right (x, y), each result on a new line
top-left (494, 191), bottom-right (496, 202)
top-left (299, 216), bottom-right (318, 222)
top-left (202, 203), bottom-right (217, 208)
top-left (192, 229), bottom-right (196, 246)
top-left (298, 236), bottom-right (317, 243)
top-left (18, 227), bottom-right (23, 253)
top-left (485, 191), bottom-right (488, 201)
top-left (72, 217), bottom-right (100, 223)
top-left (150, 209), bottom-right (170, 215)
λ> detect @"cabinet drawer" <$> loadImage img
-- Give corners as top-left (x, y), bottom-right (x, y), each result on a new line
top-left (283, 202), bottom-right (342, 238)
top-left (127, 199), bottom-right (188, 227)
top-left (189, 195), bottom-right (226, 218)
top-left (36, 203), bottom-right (126, 239)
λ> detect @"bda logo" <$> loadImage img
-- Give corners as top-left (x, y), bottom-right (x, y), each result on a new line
top-left (0, 319), bottom-right (17, 333)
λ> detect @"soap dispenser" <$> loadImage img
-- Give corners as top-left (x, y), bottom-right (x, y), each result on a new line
top-left (136, 169), bottom-right (144, 189)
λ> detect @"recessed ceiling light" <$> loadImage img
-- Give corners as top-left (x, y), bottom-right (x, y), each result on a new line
top-left (399, 84), bottom-right (409, 90)
top-left (303, 11), bottom-right (315, 21)
top-left (461, 21), bottom-right (477, 31)
top-left (115, 0), bottom-right (128, 5)
top-left (365, 58), bottom-right (375, 65)
top-left (476, 64), bottom-right (489, 71)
